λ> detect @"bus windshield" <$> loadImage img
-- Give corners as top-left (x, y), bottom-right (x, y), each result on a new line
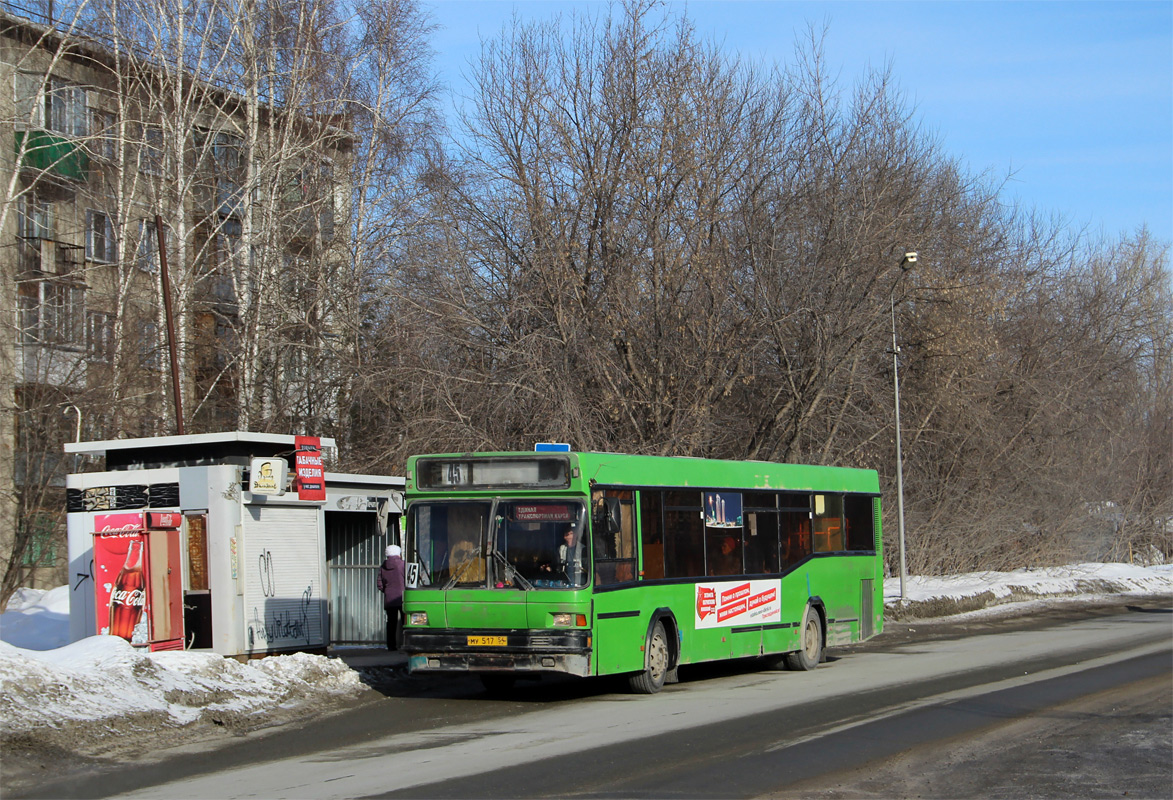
top-left (409, 500), bottom-right (589, 590)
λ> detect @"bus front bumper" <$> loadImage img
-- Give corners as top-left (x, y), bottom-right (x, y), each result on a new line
top-left (403, 628), bottom-right (592, 677)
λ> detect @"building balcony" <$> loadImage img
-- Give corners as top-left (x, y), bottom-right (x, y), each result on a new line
top-left (15, 343), bottom-right (88, 389)
top-left (14, 129), bottom-right (90, 182)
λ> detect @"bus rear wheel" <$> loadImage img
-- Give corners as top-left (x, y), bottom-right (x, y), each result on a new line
top-left (785, 608), bottom-right (823, 671)
top-left (628, 621), bottom-right (669, 694)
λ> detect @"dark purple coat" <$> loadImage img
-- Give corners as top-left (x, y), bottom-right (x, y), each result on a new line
top-left (377, 556), bottom-right (406, 605)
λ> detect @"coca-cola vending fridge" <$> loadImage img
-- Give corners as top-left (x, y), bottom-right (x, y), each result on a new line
top-left (93, 512), bottom-right (184, 651)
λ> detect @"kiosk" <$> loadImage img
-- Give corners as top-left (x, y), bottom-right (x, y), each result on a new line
top-left (65, 432), bottom-right (403, 656)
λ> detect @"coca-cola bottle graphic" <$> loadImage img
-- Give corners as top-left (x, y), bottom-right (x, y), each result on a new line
top-left (108, 539), bottom-right (146, 641)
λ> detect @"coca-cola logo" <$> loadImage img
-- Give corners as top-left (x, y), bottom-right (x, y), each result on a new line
top-left (111, 588), bottom-right (145, 607)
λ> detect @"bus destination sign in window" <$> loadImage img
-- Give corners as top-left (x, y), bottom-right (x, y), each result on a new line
top-left (417, 457), bottom-right (571, 490)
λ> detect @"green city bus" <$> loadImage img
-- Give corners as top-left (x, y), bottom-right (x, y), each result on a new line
top-left (401, 448), bottom-right (883, 693)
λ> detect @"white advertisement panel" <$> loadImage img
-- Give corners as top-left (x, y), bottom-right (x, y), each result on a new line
top-left (694, 579), bottom-right (781, 629)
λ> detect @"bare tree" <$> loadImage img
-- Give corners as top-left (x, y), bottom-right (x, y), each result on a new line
top-left (389, 1), bottom-right (1171, 575)
top-left (0, 0), bottom-right (439, 602)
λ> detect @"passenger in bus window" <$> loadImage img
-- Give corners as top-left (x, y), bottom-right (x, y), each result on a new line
top-left (716, 535), bottom-right (742, 575)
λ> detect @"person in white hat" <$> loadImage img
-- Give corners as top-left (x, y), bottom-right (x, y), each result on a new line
top-left (377, 544), bottom-right (406, 650)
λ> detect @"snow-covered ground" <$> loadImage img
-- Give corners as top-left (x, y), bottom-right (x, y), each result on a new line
top-left (885, 561), bottom-right (1173, 620)
top-left (1, 585), bottom-right (366, 760)
top-left (1, 563), bottom-right (1170, 759)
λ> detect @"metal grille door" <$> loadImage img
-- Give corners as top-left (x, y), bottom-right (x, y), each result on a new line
top-left (326, 512), bottom-right (389, 646)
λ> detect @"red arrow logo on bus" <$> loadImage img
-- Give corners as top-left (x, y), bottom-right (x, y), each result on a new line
top-left (697, 586), bottom-right (716, 619)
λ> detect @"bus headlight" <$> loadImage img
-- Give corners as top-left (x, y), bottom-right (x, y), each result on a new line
top-left (409, 611), bottom-right (428, 626)
top-left (552, 613), bottom-right (572, 626)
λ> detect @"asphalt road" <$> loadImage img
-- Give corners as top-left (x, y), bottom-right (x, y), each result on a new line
top-left (18, 599), bottom-right (1173, 799)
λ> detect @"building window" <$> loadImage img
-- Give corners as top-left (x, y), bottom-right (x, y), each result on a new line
top-left (20, 514), bottom-right (60, 568)
top-left (194, 129), bottom-right (244, 216)
top-left (17, 191), bottom-right (52, 240)
top-left (137, 319), bottom-right (160, 370)
top-left (17, 281), bottom-right (86, 346)
top-left (138, 125), bottom-right (165, 176)
top-left (86, 210), bottom-right (115, 262)
top-left (89, 108), bottom-right (117, 159)
top-left (15, 72), bottom-right (87, 137)
top-left (137, 220), bottom-right (162, 273)
top-left (213, 219), bottom-right (242, 298)
top-left (87, 310), bottom-right (115, 362)
top-left (16, 192), bottom-right (51, 272)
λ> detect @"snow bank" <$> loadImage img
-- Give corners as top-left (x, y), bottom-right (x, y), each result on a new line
top-left (884, 562), bottom-right (1173, 619)
top-left (0, 587), bottom-right (364, 740)
top-left (0, 585), bottom-right (71, 650)
top-left (0, 636), bottom-right (363, 738)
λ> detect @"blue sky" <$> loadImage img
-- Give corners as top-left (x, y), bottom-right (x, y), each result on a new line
top-left (423, 0), bottom-right (1173, 245)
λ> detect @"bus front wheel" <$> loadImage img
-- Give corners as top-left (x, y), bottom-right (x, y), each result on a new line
top-left (785, 607), bottom-right (823, 671)
top-left (628, 621), bottom-right (669, 694)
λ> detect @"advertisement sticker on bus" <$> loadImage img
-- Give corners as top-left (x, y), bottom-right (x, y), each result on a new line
top-left (703, 491), bottom-right (744, 528)
top-left (695, 579), bottom-right (781, 629)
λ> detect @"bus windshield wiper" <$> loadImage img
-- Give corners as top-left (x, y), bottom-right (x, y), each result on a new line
top-left (490, 548), bottom-right (533, 591)
top-left (443, 556), bottom-right (476, 590)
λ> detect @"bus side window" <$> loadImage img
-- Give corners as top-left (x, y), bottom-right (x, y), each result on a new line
top-left (743, 492), bottom-right (779, 575)
top-left (664, 491), bottom-right (704, 578)
top-left (744, 511), bottom-right (779, 574)
top-left (781, 511), bottom-right (811, 567)
top-left (844, 495), bottom-right (875, 551)
top-left (639, 490), bottom-right (664, 580)
top-left (594, 489), bottom-right (637, 586)
top-left (813, 494), bottom-right (845, 553)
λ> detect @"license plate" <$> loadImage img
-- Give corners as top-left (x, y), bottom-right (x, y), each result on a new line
top-left (467, 635), bottom-right (507, 646)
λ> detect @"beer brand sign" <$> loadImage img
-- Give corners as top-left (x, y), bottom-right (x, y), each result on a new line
top-left (249, 457), bottom-right (288, 496)
top-left (694, 579), bottom-right (781, 629)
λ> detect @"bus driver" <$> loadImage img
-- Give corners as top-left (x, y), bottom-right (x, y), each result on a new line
top-left (541, 525), bottom-right (582, 582)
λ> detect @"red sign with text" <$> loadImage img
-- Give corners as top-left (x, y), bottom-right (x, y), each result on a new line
top-left (146, 512), bottom-right (182, 529)
top-left (94, 512), bottom-right (145, 533)
top-left (94, 532), bottom-right (149, 644)
top-left (694, 579), bottom-right (781, 629)
top-left (294, 435), bottom-right (326, 501)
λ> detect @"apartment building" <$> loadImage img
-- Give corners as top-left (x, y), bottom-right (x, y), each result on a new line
top-left (1, 7), bottom-right (349, 593)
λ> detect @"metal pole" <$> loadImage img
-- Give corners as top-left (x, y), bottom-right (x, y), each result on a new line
top-left (892, 290), bottom-right (907, 603)
top-left (156, 215), bottom-right (185, 435)
top-left (66, 403), bottom-right (81, 442)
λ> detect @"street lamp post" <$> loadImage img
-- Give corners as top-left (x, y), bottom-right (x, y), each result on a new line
top-left (893, 251), bottom-right (917, 603)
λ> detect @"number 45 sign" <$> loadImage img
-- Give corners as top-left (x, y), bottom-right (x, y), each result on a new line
top-left (406, 562), bottom-right (421, 588)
